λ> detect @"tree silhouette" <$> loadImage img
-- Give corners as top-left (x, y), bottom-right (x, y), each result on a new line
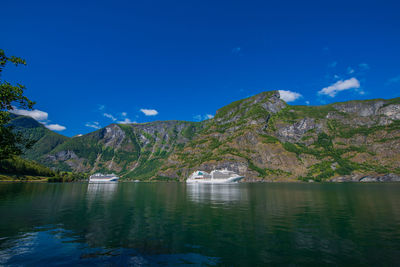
top-left (0, 49), bottom-right (36, 160)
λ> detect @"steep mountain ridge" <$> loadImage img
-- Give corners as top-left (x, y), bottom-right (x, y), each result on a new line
top-left (13, 119), bottom-right (202, 180)
top-left (11, 91), bottom-right (400, 182)
top-left (8, 115), bottom-right (68, 160)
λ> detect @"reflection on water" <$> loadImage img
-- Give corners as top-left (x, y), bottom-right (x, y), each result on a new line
top-left (186, 183), bottom-right (248, 204)
top-left (86, 182), bottom-right (118, 201)
top-left (0, 183), bottom-right (400, 265)
top-left (0, 232), bottom-right (38, 265)
top-left (0, 228), bottom-right (219, 266)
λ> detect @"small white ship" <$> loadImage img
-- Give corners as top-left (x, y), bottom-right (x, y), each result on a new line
top-left (89, 173), bottom-right (119, 183)
top-left (186, 169), bottom-right (244, 184)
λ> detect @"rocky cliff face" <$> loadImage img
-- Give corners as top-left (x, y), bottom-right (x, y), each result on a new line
top-left (32, 120), bottom-right (201, 179)
top-left (158, 91), bottom-right (400, 182)
top-left (16, 91), bottom-right (400, 182)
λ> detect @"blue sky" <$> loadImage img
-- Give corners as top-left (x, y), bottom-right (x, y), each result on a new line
top-left (2, 0), bottom-right (400, 136)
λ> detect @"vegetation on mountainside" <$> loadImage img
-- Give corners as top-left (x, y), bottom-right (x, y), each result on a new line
top-left (214, 98), bottom-right (246, 119)
top-left (120, 123), bottom-right (197, 181)
top-left (0, 156), bottom-right (86, 182)
top-left (162, 92), bottom-right (398, 181)
top-left (280, 122), bottom-right (400, 181)
top-left (124, 155), bottom-right (164, 180)
top-left (9, 115), bottom-right (68, 160)
top-left (7, 88), bottom-right (400, 182)
top-left (278, 105), bottom-right (338, 121)
top-left (181, 122), bottom-right (202, 140)
top-left (215, 91), bottom-right (277, 120)
top-left (0, 156), bottom-right (56, 177)
top-left (52, 131), bottom-right (104, 166)
top-left (238, 99), bottom-right (397, 181)
top-left (37, 121), bottom-right (195, 180)
top-left (328, 119), bottom-right (400, 138)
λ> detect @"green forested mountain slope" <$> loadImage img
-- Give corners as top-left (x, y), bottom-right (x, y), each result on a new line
top-left (12, 91), bottom-right (400, 182)
top-left (8, 115), bottom-right (68, 160)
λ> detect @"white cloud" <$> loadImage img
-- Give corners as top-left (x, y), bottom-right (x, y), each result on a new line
top-left (121, 112), bottom-right (127, 117)
top-left (140, 109), bottom-right (158, 116)
top-left (10, 107), bottom-right (67, 131)
top-left (278, 90), bottom-right (303, 102)
top-left (193, 114), bottom-right (214, 121)
top-left (10, 107), bottom-right (48, 121)
top-left (98, 104), bottom-right (105, 111)
top-left (118, 118), bottom-right (136, 124)
top-left (305, 101), bottom-right (310, 105)
top-left (103, 113), bottom-right (117, 121)
top-left (85, 121), bottom-right (101, 129)
top-left (45, 124), bottom-right (66, 131)
top-left (347, 67), bottom-right (355, 74)
top-left (318, 77), bottom-right (360, 97)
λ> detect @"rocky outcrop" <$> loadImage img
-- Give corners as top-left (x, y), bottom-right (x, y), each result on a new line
top-left (46, 150), bottom-right (78, 161)
top-left (360, 173), bottom-right (400, 182)
top-left (260, 91), bottom-right (286, 114)
top-left (333, 100), bottom-right (385, 117)
top-left (329, 173), bottom-right (400, 182)
top-left (215, 91), bottom-right (286, 125)
top-left (102, 125), bottom-right (126, 148)
top-left (379, 104), bottom-right (400, 120)
top-left (277, 118), bottom-right (322, 142)
top-left (45, 150), bottom-right (88, 172)
top-left (158, 93), bottom-right (400, 182)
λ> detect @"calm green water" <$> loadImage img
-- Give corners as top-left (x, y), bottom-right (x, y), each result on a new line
top-left (0, 183), bottom-right (400, 266)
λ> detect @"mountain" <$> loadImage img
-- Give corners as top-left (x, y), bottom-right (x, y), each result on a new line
top-left (8, 115), bottom-right (68, 160)
top-left (42, 121), bottom-right (201, 180)
top-left (11, 91), bottom-right (400, 182)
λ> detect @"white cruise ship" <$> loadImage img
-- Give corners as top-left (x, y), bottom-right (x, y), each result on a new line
top-left (186, 169), bottom-right (244, 184)
top-left (89, 173), bottom-right (119, 183)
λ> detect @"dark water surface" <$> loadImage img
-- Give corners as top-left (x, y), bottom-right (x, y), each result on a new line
top-left (0, 183), bottom-right (400, 266)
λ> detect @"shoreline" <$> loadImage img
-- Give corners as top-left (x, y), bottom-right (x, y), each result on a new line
top-left (1, 173), bottom-right (400, 183)
top-left (0, 174), bottom-right (85, 183)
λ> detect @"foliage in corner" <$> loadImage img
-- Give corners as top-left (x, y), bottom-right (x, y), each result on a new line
top-left (0, 49), bottom-right (36, 160)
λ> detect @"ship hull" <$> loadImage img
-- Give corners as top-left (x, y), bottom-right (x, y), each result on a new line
top-left (186, 176), bottom-right (244, 184)
top-left (89, 177), bottom-right (119, 183)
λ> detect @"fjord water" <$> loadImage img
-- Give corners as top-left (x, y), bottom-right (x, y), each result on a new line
top-left (1, 183), bottom-right (400, 266)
